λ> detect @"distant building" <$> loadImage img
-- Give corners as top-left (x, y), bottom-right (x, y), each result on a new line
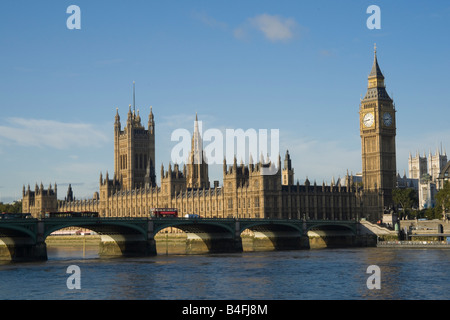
top-left (22, 47), bottom-right (399, 222)
top-left (407, 149), bottom-right (448, 209)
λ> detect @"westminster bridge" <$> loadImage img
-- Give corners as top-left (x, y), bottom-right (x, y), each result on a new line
top-left (0, 217), bottom-right (379, 261)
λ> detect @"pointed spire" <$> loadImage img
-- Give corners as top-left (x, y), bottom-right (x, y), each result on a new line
top-left (148, 105), bottom-right (155, 133)
top-left (133, 81), bottom-right (136, 114)
top-left (191, 112), bottom-right (203, 165)
top-left (369, 43), bottom-right (384, 79)
top-left (115, 107), bottom-right (120, 123)
top-left (136, 109), bottom-right (141, 123)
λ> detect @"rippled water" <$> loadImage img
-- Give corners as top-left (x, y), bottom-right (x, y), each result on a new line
top-left (1, 246), bottom-right (449, 300)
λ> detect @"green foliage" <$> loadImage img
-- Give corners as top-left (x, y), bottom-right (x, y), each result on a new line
top-left (406, 209), bottom-right (421, 220)
top-left (436, 181), bottom-right (450, 218)
top-left (421, 207), bottom-right (441, 220)
top-left (392, 188), bottom-right (418, 217)
top-left (0, 201), bottom-right (22, 213)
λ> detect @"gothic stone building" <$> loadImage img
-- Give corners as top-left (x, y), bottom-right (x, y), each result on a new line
top-left (23, 48), bottom-right (397, 222)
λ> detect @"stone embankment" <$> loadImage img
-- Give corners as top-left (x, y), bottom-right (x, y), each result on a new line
top-left (360, 219), bottom-right (450, 248)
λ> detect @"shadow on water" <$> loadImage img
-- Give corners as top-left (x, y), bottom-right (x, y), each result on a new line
top-left (47, 244), bottom-right (100, 261)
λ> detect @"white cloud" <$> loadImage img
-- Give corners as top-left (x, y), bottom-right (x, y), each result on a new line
top-left (319, 49), bottom-right (335, 57)
top-left (235, 14), bottom-right (299, 42)
top-left (191, 12), bottom-right (300, 43)
top-left (191, 11), bottom-right (228, 30)
top-left (0, 118), bottom-right (109, 150)
top-left (233, 26), bottom-right (247, 41)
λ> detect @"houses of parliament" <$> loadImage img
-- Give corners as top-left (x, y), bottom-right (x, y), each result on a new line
top-left (22, 48), bottom-right (397, 222)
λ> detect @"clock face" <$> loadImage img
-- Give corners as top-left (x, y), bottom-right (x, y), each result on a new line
top-left (363, 112), bottom-right (374, 128)
top-left (383, 112), bottom-right (392, 126)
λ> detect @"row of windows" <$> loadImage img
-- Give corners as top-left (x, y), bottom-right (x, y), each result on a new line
top-left (229, 197), bottom-right (260, 209)
top-left (119, 153), bottom-right (149, 170)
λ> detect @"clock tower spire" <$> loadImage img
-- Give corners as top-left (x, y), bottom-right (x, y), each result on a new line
top-left (359, 45), bottom-right (397, 221)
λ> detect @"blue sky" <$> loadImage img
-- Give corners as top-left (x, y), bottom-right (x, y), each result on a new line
top-left (0, 1), bottom-right (449, 203)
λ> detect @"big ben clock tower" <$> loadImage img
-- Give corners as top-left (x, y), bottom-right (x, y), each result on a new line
top-left (360, 45), bottom-right (397, 221)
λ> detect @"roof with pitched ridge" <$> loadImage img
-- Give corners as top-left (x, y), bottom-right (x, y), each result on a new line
top-left (369, 51), bottom-right (384, 79)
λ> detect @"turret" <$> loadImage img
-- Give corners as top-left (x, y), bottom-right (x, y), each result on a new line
top-left (282, 150), bottom-right (294, 186)
top-left (127, 104), bottom-right (133, 125)
top-left (66, 184), bottom-right (73, 202)
top-left (148, 106), bottom-right (154, 134)
top-left (115, 107), bottom-right (121, 129)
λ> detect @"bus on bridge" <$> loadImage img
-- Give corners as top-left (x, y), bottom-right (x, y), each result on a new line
top-left (150, 208), bottom-right (178, 218)
top-left (44, 211), bottom-right (99, 218)
top-left (0, 212), bottom-right (32, 219)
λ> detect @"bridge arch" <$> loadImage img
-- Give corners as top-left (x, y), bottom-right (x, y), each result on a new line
top-left (0, 223), bottom-right (37, 242)
top-left (238, 220), bottom-right (306, 251)
top-left (153, 219), bottom-right (235, 236)
top-left (306, 221), bottom-right (357, 248)
top-left (43, 220), bottom-right (148, 239)
top-left (0, 220), bottom-right (44, 261)
top-left (306, 222), bottom-right (357, 235)
top-left (152, 219), bottom-right (237, 254)
top-left (43, 218), bottom-right (152, 258)
top-left (238, 220), bottom-right (303, 235)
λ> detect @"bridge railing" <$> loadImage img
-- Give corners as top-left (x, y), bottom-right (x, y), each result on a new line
top-left (0, 216), bottom-right (359, 225)
top-left (29, 216), bottom-right (359, 222)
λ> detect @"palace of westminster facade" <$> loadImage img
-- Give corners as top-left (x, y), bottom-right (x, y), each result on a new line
top-left (22, 49), bottom-right (399, 222)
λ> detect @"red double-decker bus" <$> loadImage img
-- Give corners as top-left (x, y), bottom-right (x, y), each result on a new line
top-left (150, 208), bottom-right (178, 218)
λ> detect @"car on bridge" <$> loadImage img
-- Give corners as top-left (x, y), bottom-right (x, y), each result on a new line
top-left (184, 214), bottom-right (200, 219)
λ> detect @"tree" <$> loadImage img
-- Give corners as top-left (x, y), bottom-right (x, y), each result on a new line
top-left (392, 188), bottom-right (418, 218)
top-left (436, 181), bottom-right (450, 220)
top-left (0, 201), bottom-right (22, 213)
top-left (421, 207), bottom-right (441, 220)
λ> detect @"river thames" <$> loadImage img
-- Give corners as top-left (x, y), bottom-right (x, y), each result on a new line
top-left (0, 246), bottom-right (449, 300)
